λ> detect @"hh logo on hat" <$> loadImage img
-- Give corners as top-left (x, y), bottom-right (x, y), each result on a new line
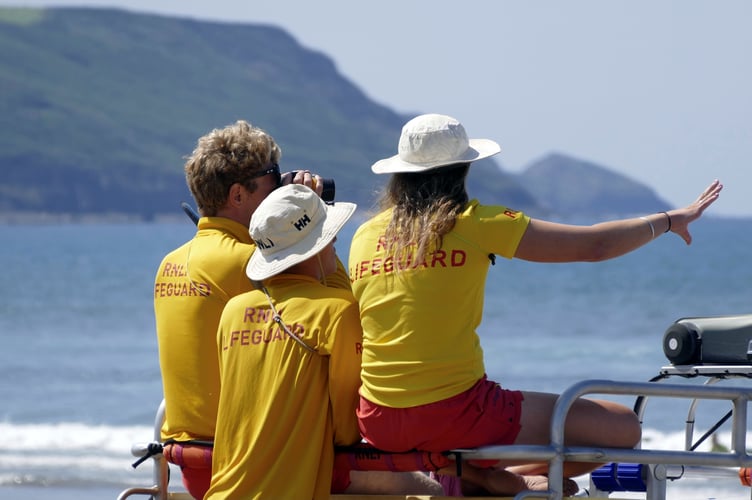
top-left (293, 213), bottom-right (311, 231)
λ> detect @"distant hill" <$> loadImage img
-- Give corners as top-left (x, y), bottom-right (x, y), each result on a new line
top-left (516, 153), bottom-right (671, 219)
top-left (0, 7), bottom-right (669, 221)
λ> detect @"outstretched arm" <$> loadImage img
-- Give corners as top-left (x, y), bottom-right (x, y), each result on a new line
top-left (514, 180), bottom-right (722, 263)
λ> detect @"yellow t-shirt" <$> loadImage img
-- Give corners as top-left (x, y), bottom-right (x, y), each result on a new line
top-left (348, 200), bottom-right (530, 408)
top-left (154, 217), bottom-right (256, 442)
top-left (205, 274), bottom-right (363, 500)
top-left (154, 217), bottom-right (353, 443)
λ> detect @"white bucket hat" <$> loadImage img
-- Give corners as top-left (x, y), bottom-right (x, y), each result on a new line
top-left (246, 184), bottom-right (356, 281)
top-left (371, 113), bottom-right (501, 174)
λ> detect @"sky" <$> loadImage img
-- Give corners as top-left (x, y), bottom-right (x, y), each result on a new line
top-left (4, 1), bottom-right (751, 216)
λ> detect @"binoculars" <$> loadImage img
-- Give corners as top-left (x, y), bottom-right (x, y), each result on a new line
top-left (289, 170), bottom-right (335, 202)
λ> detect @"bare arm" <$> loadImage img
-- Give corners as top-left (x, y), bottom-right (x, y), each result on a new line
top-left (514, 180), bottom-right (723, 263)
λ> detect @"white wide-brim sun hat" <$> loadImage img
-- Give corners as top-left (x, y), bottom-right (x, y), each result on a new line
top-left (246, 184), bottom-right (356, 281)
top-left (371, 113), bottom-right (501, 174)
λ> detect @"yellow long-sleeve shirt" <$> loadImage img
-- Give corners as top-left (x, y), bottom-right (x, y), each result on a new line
top-left (206, 274), bottom-right (363, 500)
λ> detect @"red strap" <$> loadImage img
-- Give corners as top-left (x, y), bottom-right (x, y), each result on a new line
top-left (163, 442), bottom-right (213, 469)
top-left (334, 443), bottom-right (452, 472)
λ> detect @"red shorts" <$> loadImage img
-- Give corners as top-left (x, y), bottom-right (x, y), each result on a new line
top-left (180, 465), bottom-right (212, 500)
top-left (163, 443), bottom-right (212, 500)
top-left (357, 375), bottom-right (523, 452)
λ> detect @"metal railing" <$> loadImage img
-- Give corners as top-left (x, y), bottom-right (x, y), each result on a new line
top-left (117, 377), bottom-right (752, 500)
top-left (116, 399), bottom-right (174, 500)
top-left (457, 379), bottom-right (752, 500)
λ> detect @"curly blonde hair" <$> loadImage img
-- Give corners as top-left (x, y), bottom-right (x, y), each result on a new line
top-left (184, 120), bottom-right (281, 216)
top-left (379, 163), bottom-right (470, 268)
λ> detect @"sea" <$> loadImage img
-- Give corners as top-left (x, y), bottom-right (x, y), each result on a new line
top-left (1, 214), bottom-right (751, 500)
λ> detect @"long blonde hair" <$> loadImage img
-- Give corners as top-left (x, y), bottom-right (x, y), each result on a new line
top-left (379, 163), bottom-right (470, 267)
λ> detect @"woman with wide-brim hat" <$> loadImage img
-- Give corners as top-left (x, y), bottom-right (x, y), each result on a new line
top-left (349, 113), bottom-right (722, 496)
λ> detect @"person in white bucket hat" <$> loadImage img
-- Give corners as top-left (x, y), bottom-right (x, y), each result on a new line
top-left (245, 183), bottom-right (356, 282)
top-left (153, 120), bottom-right (355, 500)
top-left (349, 113), bottom-right (723, 496)
top-left (207, 184), bottom-right (443, 499)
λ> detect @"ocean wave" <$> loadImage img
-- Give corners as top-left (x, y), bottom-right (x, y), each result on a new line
top-left (0, 422), bottom-right (158, 488)
top-left (0, 422), bottom-right (742, 476)
top-left (0, 422), bottom-right (747, 498)
top-left (0, 422), bottom-right (152, 454)
top-left (0, 471), bottom-right (143, 488)
top-left (0, 421), bottom-right (739, 454)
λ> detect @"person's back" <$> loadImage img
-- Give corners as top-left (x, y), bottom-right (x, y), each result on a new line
top-left (205, 184), bottom-right (361, 499)
top-left (350, 200), bottom-right (527, 413)
top-left (207, 278), bottom-right (362, 498)
top-left (155, 217), bottom-right (256, 441)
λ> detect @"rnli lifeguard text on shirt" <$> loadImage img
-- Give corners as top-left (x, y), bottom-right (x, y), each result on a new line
top-left (350, 235), bottom-right (466, 282)
top-left (154, 261), bottom-right (212, 297)
top-left (221, 307), bottom-right (302, 350)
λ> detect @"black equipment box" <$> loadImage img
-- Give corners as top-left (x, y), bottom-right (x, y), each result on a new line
top-left (663, 314), bottom-right (752, 365)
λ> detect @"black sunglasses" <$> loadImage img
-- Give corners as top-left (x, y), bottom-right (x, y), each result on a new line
top-left (248, 163), bottom-right (281, 187)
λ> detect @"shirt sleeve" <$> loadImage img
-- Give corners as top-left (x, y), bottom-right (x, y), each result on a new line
top-left (460, 201), bottom-right (531, 259)
top-left (327, 300), bottom-right (363, 446)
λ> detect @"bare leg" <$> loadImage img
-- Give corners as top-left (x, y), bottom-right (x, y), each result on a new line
top-left (439, 463), bottom-right (580, 497)
top-left (345, 470), bottom-right (444, 495)
top-left (508, 391), bottom-right (641, 477)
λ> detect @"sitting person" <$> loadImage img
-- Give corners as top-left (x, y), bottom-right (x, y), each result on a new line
top-left (205, 184), bottom-right (441, 499)
top-left (348, 113), bottom-right (723, 496)
top-left (153, 120), bottom-right (350, 498)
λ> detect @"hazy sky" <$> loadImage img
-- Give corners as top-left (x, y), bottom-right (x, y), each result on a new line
top-left (5, 0), bottom-right (751, 216)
